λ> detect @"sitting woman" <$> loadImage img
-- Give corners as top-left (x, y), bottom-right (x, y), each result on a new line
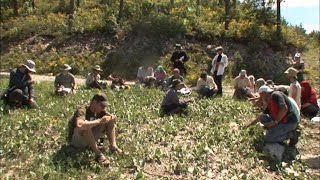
top-left (161, 79), bottom-right (191, 116)
top-left (300, 80), bottom-right (319, 119)
top-left (154, 65), bottom-right (167, 87)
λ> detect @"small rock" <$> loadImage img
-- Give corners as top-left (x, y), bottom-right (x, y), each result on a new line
top-left (263, 143), bottom-right (285, 161)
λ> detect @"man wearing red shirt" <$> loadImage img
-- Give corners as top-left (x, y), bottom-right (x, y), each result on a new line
top-left (255, 85), bottom-right (300, 146)
top-left (300, 80), bottom-right (319, 119)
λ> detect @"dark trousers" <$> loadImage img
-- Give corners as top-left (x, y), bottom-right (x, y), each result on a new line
top-left (199, 88), bottom-right (216, 98)
top-left (88, 81), bottom-right (106, 89)
top-left (7, 89), bottom-right (29, 107)
top-left (301, 104), bottom-right (319, 119)
top-left (213, 71), bottom-right (223, 95)
top-left (162, 103), bottom-right (187, 115)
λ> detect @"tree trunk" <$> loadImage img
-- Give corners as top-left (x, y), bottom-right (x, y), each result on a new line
top-left (13, 0), bottom-right (18, 16)
top-left (170, 0), bottom-right (174, 8)
top-left (276, 0), bottom-right (281, 34)
top-left (196, 0), bottom-right (200, 16)
top-left (70, 0), bottom-right (75, 14)
top-left (118, 0), bottom-right (124, 22)
top-left (0, 1), bottom-right (2, 21)
top-left (76, 0), bottom-right (80, 7)
top-left (31, 0), bottom-right (35, 9)
top-left (225, 0), bottom-right (230, 30)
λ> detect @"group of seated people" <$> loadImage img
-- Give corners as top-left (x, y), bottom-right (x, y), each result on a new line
top-left (2, 59), bottom-right (319, 166)
top-left (231, 68), bottom-right (319, 120)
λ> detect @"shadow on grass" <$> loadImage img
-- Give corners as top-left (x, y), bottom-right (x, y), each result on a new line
top-left (51, 144), bottom-right (102, 173)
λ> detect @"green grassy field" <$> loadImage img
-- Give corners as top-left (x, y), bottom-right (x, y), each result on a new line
top-left (0, 79), bottom-right (319, 179)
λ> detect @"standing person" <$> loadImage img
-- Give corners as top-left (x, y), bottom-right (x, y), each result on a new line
top-left (67, 93), bottom-right (122, 167)
top-left (86, 65), bottom-right (106, 89)
top-left (1, 60), bottom-right (38, 109)
top-left (54, 64), bottom-right (76, 95)
top-left (154, 65), bottom-right (167, 87)
top-left (292, 53), bottom-right (304, 82)
top-left (211, 46), bottom-right (228, 96)
top-left (233, 70), bottom-right (254, 99)
top-left (170, 44), bottom-right (188, 76)
top-left (161, 79), bottom-right (191, 115)
top-left (285, 67), bottom-right (301, 109)
top-left (196, 72), bottom-right (217, 98)
top-left (252, 85), bottom-right (300, 146)
top-left (300, 80), bottom-right (319, 119)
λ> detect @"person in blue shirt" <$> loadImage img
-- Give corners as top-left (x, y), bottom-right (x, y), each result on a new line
top-left (161, 79), bottom-right (191, 115)
top-left (2, 60), bottom-right (38, 109)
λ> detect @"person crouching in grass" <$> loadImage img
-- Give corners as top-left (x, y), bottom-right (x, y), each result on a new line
top-left (67, 93), bottom-right (122, 167)
top-left (161, 79), bottom-right (192, 116)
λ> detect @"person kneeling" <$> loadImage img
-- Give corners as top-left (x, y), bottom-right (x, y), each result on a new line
top-left (67, 94), bottom-right (122, 167)
top-left (161, 79), bottom-right (191, 116)
top-left (196, 72), bottom-right (217, 98)
top-left (254, 86), bottom-right (300, 147)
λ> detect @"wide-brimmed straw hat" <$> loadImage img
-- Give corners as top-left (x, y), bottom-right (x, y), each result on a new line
top-left (215, 46), bottom-right (224, 51)
top-left (21, 60), bottom-right (36, 72)
top-left (92, 65), bottom-right (103, 72)
top-left (175, 44), bottom-right (182, 49)
top-left (61, 64), bottom-right (72, 71)
top-left (284, 67), bottom-right (298, 77)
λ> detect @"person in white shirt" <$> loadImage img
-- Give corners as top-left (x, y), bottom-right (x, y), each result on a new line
top-left (136, 65), bottom-right (155, 86)
top-left (196, 72), bottom-right (217, 98)
top-left (285, 67), bottom-right (301, 109)
top-left (211, 46), bottom-right (228, 96)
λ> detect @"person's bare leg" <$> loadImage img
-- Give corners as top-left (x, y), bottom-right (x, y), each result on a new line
top-left (81, 129), bottom-right (102, 156)
top-left (105, 118), bottom-right (119, 149)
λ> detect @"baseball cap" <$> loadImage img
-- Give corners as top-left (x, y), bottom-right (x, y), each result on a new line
top-left (258, 85), bottom-right (274, 94)
top-left (92, 93), bottom-right (108, 106)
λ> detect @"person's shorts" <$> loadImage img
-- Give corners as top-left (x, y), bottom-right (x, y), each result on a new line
top-left (70, 124), bottom-right (107, 148)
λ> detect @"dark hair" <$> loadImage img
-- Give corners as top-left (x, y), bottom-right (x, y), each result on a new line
top-left (200, 72), bottom-right (207, 79)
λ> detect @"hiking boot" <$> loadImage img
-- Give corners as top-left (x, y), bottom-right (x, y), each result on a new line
top-left (288, 129), bottom-right (301, 147)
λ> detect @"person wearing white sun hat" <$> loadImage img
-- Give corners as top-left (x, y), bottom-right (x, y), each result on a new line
top-left (1, 60), bottom-right (38, 110)
top-left (252, 85), bottom-right (301, 147)
top-left (54, 64), bottom-right (76, 95)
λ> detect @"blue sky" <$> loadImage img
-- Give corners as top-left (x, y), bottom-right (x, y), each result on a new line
top-left (240, 0), bottom-right (319, 33)
top-left (281, 0), bottom-right (319, 33)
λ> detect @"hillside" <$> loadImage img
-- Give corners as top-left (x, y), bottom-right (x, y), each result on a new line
top-left (0, 1), bottom-right (320, 178)
top-left (1, 0), bottom-right (319, 86)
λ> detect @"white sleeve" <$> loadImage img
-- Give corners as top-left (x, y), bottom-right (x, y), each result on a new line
top-left (223, 55), bottom-right (228, 67)
top-left (137, 68), bottom-right (142, 78)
